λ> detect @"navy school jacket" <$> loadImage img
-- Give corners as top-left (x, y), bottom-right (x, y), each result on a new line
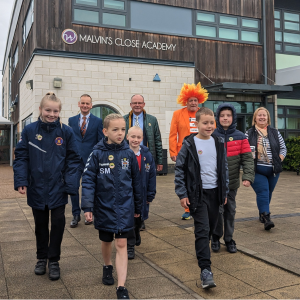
top-left (139, 145), bottom-right (156, 220)
top-left (13, 118), bottom-right (83, 210)
top-left (68, 113), bottom-right (104, 164)
top-left (81, 138), bottom-right (142, 233)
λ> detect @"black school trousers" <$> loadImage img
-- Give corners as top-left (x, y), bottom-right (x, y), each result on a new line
top-left (32, 205), bottom-right (66, 262)
top-left (190, 188), bottom-right (220, 272)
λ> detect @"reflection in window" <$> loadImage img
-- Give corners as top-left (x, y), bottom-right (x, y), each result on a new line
top-left (284, 12), bottom-right (299, 22)
top-left (197, 12), bottom-right (215, 23)
top-left (74, 9), bottom-right (99, 23)
top-left (196, 25), bottom-right (216, 37)
top-left (284, 21), bottom-right (299, 31)
top-left (23, 0), bottom-right (34, 45)
top-left (90, 105), bottom-right (119, 120)
top-left (103, 13), bottom-right (125, 26)
top-left (278, 118), bottom-right (285, 129)
top-left (104, 0), bottom-right (125, 10)
top-left (284, 32), bottom-right (300, 44)
top-left (219, 28), bottom-right (239, 40)
top-left (220, 15), bottom-right (237, 26)
top-left (241, 31), bottom-right (259, 42)
top-left (242, 19), bottom-right (259, 28)
top-left (286, 118), bottom-right (300, 129)
top-left (285, 45), bottom-right (300, 53)
top-left (275, 31), bottom-right (282, 42)
top-left (75, 0), bottom-right (97, 6)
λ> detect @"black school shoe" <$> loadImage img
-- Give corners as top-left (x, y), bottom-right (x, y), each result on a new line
top-left (34, 259), bottom-right (47, 275)
top-left (128, 248), bottom-right (135, 260)
top-left (102, 265), bottom-right (114, 285)
top-left (225, 239), bottom-right (237, 253)
top-left (116, 286), bottom-right (130, 299)
top-left (261, 212), bottom-right (275, 230)
top-left (140, 220), bottom-right (146, 231)
top-left (48, 262), bottom-right (60, 281)
top-left (200, 269), bottom-right (216, 289)
top-left (259, 213), bottom-right (265, 223)
top-left (211, 235), bottom-right (220, 252)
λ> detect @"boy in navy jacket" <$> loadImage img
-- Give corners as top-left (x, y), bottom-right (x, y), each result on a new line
top-left (81, 114), bottom-right (142, 300)
top-left (126, 126), bottom-right (156, 259)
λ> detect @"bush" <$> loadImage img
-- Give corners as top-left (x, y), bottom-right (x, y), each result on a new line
top-left (283, 137), bottom-right (300, 171)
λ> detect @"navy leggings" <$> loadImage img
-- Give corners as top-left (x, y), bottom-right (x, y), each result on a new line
top-left (251, 165), bottom-right (280, 214)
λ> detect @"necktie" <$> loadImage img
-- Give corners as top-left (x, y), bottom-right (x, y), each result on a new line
top-left (81, 116), bottom-right (87, 137)
top-left (135, 116), bottom-right (140, 127)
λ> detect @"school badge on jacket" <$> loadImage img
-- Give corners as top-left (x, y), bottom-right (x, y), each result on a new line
top-left (55, 137), bottom-right (63, 146)
top-left (145, 163), bottom-right (151, 172)
top-left (122, 158), bottom-right (129, 170)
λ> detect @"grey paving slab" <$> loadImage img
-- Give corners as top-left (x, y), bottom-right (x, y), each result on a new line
top-left (0, 240), bottom-right (36, 252)
top-left (10, 288), bottom-right (71, 299)
top-left (266, 284), bottom-right (300, 298)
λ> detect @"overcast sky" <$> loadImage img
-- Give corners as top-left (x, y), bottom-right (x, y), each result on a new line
top-left (0, 0), bottom-right (14, 115)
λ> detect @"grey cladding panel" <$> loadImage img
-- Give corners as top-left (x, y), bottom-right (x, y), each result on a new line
top-left (130, 1), bottom-right (192, 36)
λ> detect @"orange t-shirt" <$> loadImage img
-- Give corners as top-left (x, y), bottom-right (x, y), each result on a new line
top-left (188, 111), bottom-right (198, 133)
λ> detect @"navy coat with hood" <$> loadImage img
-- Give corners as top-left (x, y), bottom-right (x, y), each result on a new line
top-left (13, 119), bottom-right (83, 210)
top-left (139, 145), bottom-right (156, 220)
top-left (81, 139), bottom-right (142, 233)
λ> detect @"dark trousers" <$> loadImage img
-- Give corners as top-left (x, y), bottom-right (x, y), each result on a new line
top-left (70, 193), bottom-right (81, 216)
top-left (191, 188), bottom-right (220, 272)
top-left (127, 216), bottom-right (142, 250)
top-left (213, 189), bottom-right (237, 243)
top-left (32, 205), bottom-right (66, 262)
top-left (251, 165), bottom-right (280, 214)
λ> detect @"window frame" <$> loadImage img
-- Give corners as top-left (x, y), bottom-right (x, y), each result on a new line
top-left (277, 105), bottom-right (300, 138)
top-left (275, 8), bottom-right (300, 56)
top-left (12, 44), bottom-right (18, 72)
top-left (72, 0), bottom-right (129, 29)
top-left (22, 0), bottom-right (34, 46)
top-left (194, 10), bottom-right (261, 45)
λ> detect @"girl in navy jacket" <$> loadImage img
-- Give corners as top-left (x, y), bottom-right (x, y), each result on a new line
top-left (13, 92), bottom-right (82, 281)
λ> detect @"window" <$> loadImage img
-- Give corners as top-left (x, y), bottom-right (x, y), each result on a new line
top-left (277, 106), bottom-right (300, 138)
top-left (73, 0), bottom-right (128, 28)
top-left (2, 87), bottom-right (4, 117)
top-left (12, 44), bottom-right (18, 71)
top-left (195, 10), bottom-right (260, 44)
top-left (22, 0), bottom-right (34, 45)
top-left (275, 9), bottom-right (300, 55)
top-left (90, 105), bottom-right (119, 120)
top-left (22, 114), bottom-right (32, 129)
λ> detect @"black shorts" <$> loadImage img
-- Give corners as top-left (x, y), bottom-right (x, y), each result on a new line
top-left (98, 230), bottom-right (131, 242)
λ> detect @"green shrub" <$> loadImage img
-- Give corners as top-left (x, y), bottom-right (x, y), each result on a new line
top-left (283, 137), bottom-right (300, 171)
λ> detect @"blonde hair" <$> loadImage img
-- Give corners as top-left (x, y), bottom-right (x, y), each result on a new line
top-left (196, 107), bottom-right (214, 122)
top-left (252, 107), bottom-right (271, 126)
top-left (103, 113), bottom-right (125, 129)
top-left (127, 126), bottom-right (143, 136)
top-left (39, 92), bottom-right (62, 126)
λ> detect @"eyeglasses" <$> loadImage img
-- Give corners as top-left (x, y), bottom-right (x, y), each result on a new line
top-left (131, 102), bottom-right (144, 105)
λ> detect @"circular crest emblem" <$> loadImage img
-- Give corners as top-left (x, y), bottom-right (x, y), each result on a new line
top-left (62, 29), bottom-right (78, 45)
top-left (108, 155), bottom-right (114, 161)
top-left (35, 134), bottom-right (43, 141)
top-left (229, 137), bottom-right (234, 141)
top-left (55, 137), bottom-right (64, 146)
top-left (198, 150), bottom-right (203, 155)
top-left (109, 163), bottom-right (115, 169)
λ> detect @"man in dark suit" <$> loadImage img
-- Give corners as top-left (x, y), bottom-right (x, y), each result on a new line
top-left (68, 94), bottom-right (104, 228)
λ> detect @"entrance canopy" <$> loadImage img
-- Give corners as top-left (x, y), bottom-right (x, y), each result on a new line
top-left (0, 116), bottom-right (14, 166)
top-left (204, 82), bottom-right (293, 96)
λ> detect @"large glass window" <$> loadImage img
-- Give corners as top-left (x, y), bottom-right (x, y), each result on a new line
top-left (12, 44), bottom-right (18, 71)
top-left (277, 106), bottom-right (300, 138)
top-left (22, 0), bottom-right (34, 45)
top-left (73, 0), bottom-right (127, 28)
top-left (90, 105), bottom-right (119, 120)
top-left (22, 114), bottom-right (32, 129)
top-left (275, 9), bottom-right (300, 55)
top-left (195, 10), bottom-right (260, 44)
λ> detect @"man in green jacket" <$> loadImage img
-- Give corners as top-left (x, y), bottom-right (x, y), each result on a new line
top-left (124, 94), bottom-right (163, 171)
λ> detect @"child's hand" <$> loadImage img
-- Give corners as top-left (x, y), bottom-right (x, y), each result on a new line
top-left (84, 212), bottom-right (93, 222)
top-left (224, 198), bottom-right (227, 205)
top-left (180, 198), bottom-right (190, 209)
top-left (134, 214), bottom-right (140, 218)
top-left (242, 180), bottom-right (251, 187)
top-left (18, 186), bottom-right (27, 194)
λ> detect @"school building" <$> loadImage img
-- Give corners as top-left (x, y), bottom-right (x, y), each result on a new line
top-left (1, 0), bottom-right (295, 165)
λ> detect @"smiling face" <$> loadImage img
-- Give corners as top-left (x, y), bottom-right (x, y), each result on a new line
top-left (39, 99), bottom-right (60, 123)
top-left (196, 114), bottom-right (215, 140)
top-left (219, 109), bottom-right (233, 130)
top-left (78, 95), bottom-right (93, 116)
top-left (127, 127), bottom-right (143, 150)
top-left (130, 95), bottom-right (145, 116)
top-left (103, 118), bottom-right (126, 144)
top-left (186, 97), bottom-right (199, 112)
top-left (255, 109), bottom-right (269, 128)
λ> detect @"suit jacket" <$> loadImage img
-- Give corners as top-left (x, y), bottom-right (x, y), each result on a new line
top-left (169, 107), bottom-right (199, 157)
top-left (68, 113), bottom-right (104, 164)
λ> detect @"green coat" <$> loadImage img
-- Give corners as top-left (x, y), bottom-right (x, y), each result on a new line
top-left (124, 111), bottom-right (163, 165)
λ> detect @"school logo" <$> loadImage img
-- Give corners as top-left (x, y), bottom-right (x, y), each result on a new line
top-left (145, 163), bottom-right (150, 172)
top-left (198, 150), bottom-right (203, 155)
top-left (62, 29), bottom-right (78, 45)
top-left (121, 158), bottom-right (129, 170)
top-left (35, 134), bottom-right (42, 141)
top-left (144, 157), bottom-right (146, 161)
top-left (100, 167), bottom-right (111, 174)
top-left (108, 155), bottom-right (114, 161)
top-left (55, 137), bottom-right (63, 146)
top-left (229, 137), bottom-right (234, 141)
top-left (109, 163), bottom-right (115, 169)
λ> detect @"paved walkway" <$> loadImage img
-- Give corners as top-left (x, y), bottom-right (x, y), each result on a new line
top-left (0, 165), bottom-right (300, 299)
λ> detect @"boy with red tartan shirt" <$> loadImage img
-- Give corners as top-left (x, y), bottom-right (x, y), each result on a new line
top-left (211, 103), bottom-right (254, 253)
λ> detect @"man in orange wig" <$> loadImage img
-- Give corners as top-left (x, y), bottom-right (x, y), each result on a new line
top-left (169, 83), bottom-right (209, 220)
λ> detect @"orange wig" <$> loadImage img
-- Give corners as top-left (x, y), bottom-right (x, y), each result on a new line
top-left (177, 83), bottom-right (209, 106)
